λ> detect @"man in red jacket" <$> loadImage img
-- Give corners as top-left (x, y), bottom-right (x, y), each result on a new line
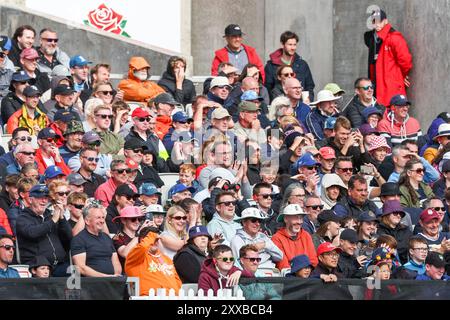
top-left (364, 9), bottom-right (412, 107)
top-left (211, 24), bottom-right (265, 82)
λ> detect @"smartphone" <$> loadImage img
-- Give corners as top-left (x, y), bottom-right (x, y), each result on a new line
top-left (360, 165), bottom-right (374, 175)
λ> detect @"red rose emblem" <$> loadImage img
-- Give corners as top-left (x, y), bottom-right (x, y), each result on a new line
top-left (88, 3), bottom-right (123, 35)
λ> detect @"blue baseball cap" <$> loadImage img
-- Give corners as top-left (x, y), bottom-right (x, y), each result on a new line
top-left (241, 90), bottom-right (263, 102)
top-left (70, 55), bottom-right (92, 68)
top-left (44, 165), bottom-right (65, 180)
top-left (291, 152), bottom-right (320, 175)
top-left (324, 117), bottom-right (337, 130)
top-left (139, 183), bottom-right (161, 196)
top-left (289, 255), bottom-right (313, 274)
top-left (188, 225), bottom-right (212, 240)
top-left (11, 70), bottom-right (32, 83)
top-left (172, 111), bottom-right (192, 123)
top-left (29, 184), bottom-right (49, 198)
top-left (168, 183), bottom-right (195, 199)
top-left (0, 35), bottom-right (12, 51)
top-left (390, 94), bottom-right (411, 106)
top-left (362, 106), bottom-right (383, 121)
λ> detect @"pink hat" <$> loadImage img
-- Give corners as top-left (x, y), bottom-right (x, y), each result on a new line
top-left (20, 47), bottom-right (39, 60)
top-left (368, 135), bottom-right (391, 153)
top-left (112, 206), bottom-right (144, 222)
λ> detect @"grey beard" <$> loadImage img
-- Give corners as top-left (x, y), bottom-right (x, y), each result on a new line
top-left (43, 47), bottom-right (57, 56)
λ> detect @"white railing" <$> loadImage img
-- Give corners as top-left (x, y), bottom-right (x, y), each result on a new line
top-left (130, 287), bottom-right (245, 300)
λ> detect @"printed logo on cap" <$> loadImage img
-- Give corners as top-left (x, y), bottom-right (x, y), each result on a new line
top-left (428, 209), bottom-right (433, 215)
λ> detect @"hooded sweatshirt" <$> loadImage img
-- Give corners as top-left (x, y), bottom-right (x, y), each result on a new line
top-left (118, 57), bottom-right (165, 102)
top-left (197, 258), bottom-right (254, 294)
top-left (377, 111), bottom-right (422, 145)
top-left (320, 174), bottom-right (348, 210)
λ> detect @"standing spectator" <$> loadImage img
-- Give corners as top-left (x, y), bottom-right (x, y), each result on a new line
top-left (364, 9), bottom-right (412, 106)
top-left (211, 24), bottom-right (264, 81)
top-left (71, 201), bottom-right (122, 277)
top-left (272, 204), bottom-right (318, 269)
top-left (1, 70), bottom-right (32, 125)
top-left (8, 25), bottom-right (35, 67)
top-left (118, 56), bottom-right (165, 102)
top-left (36, 28), bottom-right (70, 74)
top-left (311, 242), bottom-right (343, 282)
top-left (377, 95), bottom-right (422, 146)
top-left (125, 226), bottom-right (182, 295)
top-left (158, 56), bottom-right (196, 106)
top-left (0, 35), bottom-right (15, 100)
top-left (34, 128), bottom-right (71, 175)
top-left (398, 158), bottom-right (435, 208)
top-left (265, 31), bottom-right (315, 100)
top-left (0, 234), bottom-right (20, 278)
top-left (19, 48), bottom-right (50, 93)
top-left (92, 105), bottom-right (125, 155)
top-left (306, 90), bottom-right (340, 140)
top-left (16, 184), bottom-right (72, 276)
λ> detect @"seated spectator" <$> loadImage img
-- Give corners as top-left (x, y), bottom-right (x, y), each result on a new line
top-left (342, 77), bottom-right (384, 128)
top-left (252, 182), bottom-right (281, 237)
top-left (394, 236), bottom-right (428, 279)
top-left (162, 111), bottom-right (193, 153)
top-left (231, 207), bottom-right (283, 269)
top-left (178, 198), bottom-right (202, 228)
top-left (111, 100), bottom-right (131, 135)
top-left (158, 206), bottom-right (189, 260)
top-left (7, 85), bottom-right (49, 135)
top-left (0, 174), bottom-right (20, 214)
top-left (356, 211), bottom-right (378, 258)
top-left (361, 106), bottom-right (383, 128)
top-left (35, 128), bottom-right (71, 175)
top-left (67, 172), bottom-right (85, 193)
top-left (153, 92), bottom-right (181, 140)
top-left (433, 161), bottom-right (450, 199)
top-left (87, 81), bottom-right (115, 107)
top-left (367, 135), bottom-right (391, 168)
top-left (71, 200), bottom-right (122, 277)
top-left (417, 208), bottom-right (450, 252)
top-left (306, 90), bottom-right (340, 140)
top-left (364, 248), bottom-right (397, 300)
top-left (7, 177), bottom-right (36, 235)
top-left (0, 234), bottom-right (20, 279)
top-left (67, 192), bottom-right (87, 229)
top-left (36, 28), bottom-right (70, 74)
top-left (125, 226), bottom-right (182, 295)
top-left (337, 229), bottom-right (367, 278)
top-left (320, 173), bottom-right (347, 210)
top-left (272, 204), bottom-right (318, 269)
top-left (377, 94), bottom-right (422, 146)
top-left (415, 251), bottom-right (449, 280)
top-left (290, 152), bottom-right (321, 196)
top-left (207, 76), bottom-right (231, 107)
top-left (91, 105), bottom-right (125, 155)
top-left (16, 184), bottom-right (72, 276)
top-left (145, 204), bottom-right (166, 232)
top-left (58, 120), bottom-right (84, 163)
top-left (302, 195), bottom-right (323, 235)
top-left (285, 254), bottom-right (313, 278)
top-left (118, 56), bottom-right (165, 102)
top-left (311, 242), bottom-right (343, 282)
top-left (1, 70), bottom-right (33, 125)
top-left (173, 225), bottom-right (213, 283)
top-left (282, 78), bottom-right (311, 128)
top-left (377, 200), bottom-right (413, 264)
top-left (69, 55), bottom-right (91, 96)
top-left (317, 147), bottom-right (336, 176)
top-left (50, 110), bottom-right (75, 147)
top-left (198, 244), bottom-right (253, 294)
top-left (73, 147), bottom-right (106, 197)
top-left (29, 255), bottom-right (52, 278)
top-left (138, 183), bottom-right (161, 206)
top-left (19, 47), bottom-right (50, 93)
top-left (0, 35), bottom-right (15, 100)
top-left (8, 25), bottom-right (35, 67)
top-left (106, 184), bottom-right (139, 234)
top-left (427, 123), bottom-right (450, 165)
top-left (167, 183), bottom-right (195, 206)
top-left (5, 142), bottom-right (36, 176)
top-left (158, 56), bottom-right (196, 106)
top-left (311, 210), bottom-right (342, 249)
top-left (398, 158), bottom-right (435, 208)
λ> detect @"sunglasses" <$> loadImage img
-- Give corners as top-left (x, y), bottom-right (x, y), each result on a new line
top-left (82, 156), bottom-right (99, 162)
top-left (0, 244), bottom-right (15, 251)
top-left (137, 117), bottom-right (151, 122)
top-left (305, 165), bottom-right (318, 170)
top-left (410, 168), bottom-right (425, 174)
top-left (216, 85), bottom-right (230, 90)
top-left (114, 169), bottom-right (132, 174)
top-left (260, 194), bottom-right (273, 199)
top-left (46, 138), bottom-right (57, 143)
top-left (217, 257), bottom-right (235, 262)
top-left (98, 91), bottom-right (113, 96)
top-left (20, 151), bottom-right (36, 156)
top-left (133, 148), bottom-right (144, 154)
top-left (248, 218), bottom-right (262, 224)
top-left (391, 212), bottom-right (403, 216)
top-left (72, 204), bottom-right (84, 210)
top-left (306, 204), bottom-right (324, 210)
top-left (15, 136), bottom-right (33, 142)
top-left (433, 207), bottom-right (446, 212)
top-left (282, 72), bottom-right (295, 77)
top-left (358, 85), bottom-right (374, 90)
top-left (129, 217), bottom-right (144, 222)
top-left (218, 201), bottom-right (237, 207)
top-left (42, 38), bottom-right (59, 43)
top-left (172, 216), bottom-right (188, 221)
top-left (56, 191), bottom-right (70, 197)
top-left (122, 195), bottom-right (137, 201)
top-left (88, 141), bottom-right (101, 147)
top-left (243, 257), bottom-right (262, 263)
top-left (338, 167), bottom-right (353, 173)
top-left (96, 114), bottom-right (114, 119)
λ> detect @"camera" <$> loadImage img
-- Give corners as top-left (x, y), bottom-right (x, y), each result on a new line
top-left (222, 182), bottom-right (241, 192)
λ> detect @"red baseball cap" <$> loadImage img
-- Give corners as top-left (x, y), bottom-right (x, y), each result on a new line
top-left (126, 158), bottom-right (139, 170)
top-left (420, 208), bottom-right (440, 223)
top-left (319, 146), bottom-right (336, 160)
top-left (131, 107), bottom-right (151, 118)
top-left (317, 242), bottom-right (342, 257)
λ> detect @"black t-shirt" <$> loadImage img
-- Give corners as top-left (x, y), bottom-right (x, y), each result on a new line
top-left (71, 229), bottom-right (116, 275)
top-left (78, 171), bottom-right (106, 198)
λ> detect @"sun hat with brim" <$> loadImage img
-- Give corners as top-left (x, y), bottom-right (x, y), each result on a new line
top-left (277, 204), bottom-right (306, 223)
top-left (28, 255), bottom-right (52, 270)
top-left (368, 135), bottom-right (391, 153)
top-left (210, 76), bottom-right (231, 89)
top-left (317, 242), bottom-right (343, 257)
top-left (112, 206), bottom-right (144, 222)
top-left (309, 90), bottom-right (341, 106)
top-left (362, 106), bottom-right (383, 121)
top-left (323, 83), bottom-right (345, 95)
top-left (289, 254), bottom-right (313, 274)
top-left (433, 123), bottom-right (450, 141)
top-left (381, 200), bottom-right (405, 217)
top-left (234, 207), bottom-right (267, 222)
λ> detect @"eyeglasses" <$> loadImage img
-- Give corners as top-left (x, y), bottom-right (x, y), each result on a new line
top-left (358, 85), bottom-right (374, 90)
top-left (243, 257), bottom-right (262, 263)
top-left (218, 201), bottom-right (237, 207)
top-left (410, 168), bottom-right (424, 174)
top-left (42, 38), bottom-right (59, 43)
top-left (306, 204), bottom-right (324, 210)
top-left (20, 151), bottom-right (36, 156)
top-left (46, 138), bottom-right (57, 143)
top-left (259, 194), bottom-right (273, 199)
top-left (82, 156), bottom-right (100, 163)
top-left (114, 169), bottom-right (131, 174)
top-left (72, 204), bottom-right (84, 210)
top-left (56, 191), bottom-right (70, 197)
top-left (137, 117), bottom-right (151, 122)
top-left (133, 148), bottom-right (144, 154)
top-left (248, 218), bottom-right (262, 224)
top-left (217, 257), bottom-right (235, 263)
top-left (412, 247), bottom-right (429, 252)
top-left (323, 252), bottom-right (339, 258)
top-left (15, 136), bottom-right (32, 142)
top-left (98, 91), bottom-right (113, 96)
top-left (282, 72), bottom-right (295, 77)
top-left (172, 216), bottom-right (188, 221)
top-left (433, 207), bottom-right (446, 212)
top-left (96, 114), bottom-right (114, 119)
top-left (0, 244), bottom-right (15, 251)
top-left (338, 167), bottom-right (353, 173)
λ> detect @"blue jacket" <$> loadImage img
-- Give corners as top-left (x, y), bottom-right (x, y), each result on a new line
top-left (403, 260), bottom-right (426, 275)
top-left (388, 156), bottom-right (440, 184)
top-left (295, 101), bottom-right (311, 128)
top-left (0, 267), bottom-right (20, 279)
top-left (305, 107), bottom-right (335, 140)
top-left (416, 273), bottom-right (450, 281)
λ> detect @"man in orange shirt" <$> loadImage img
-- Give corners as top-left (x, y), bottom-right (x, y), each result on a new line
top-left (125, 226), bottom-right (181, 296)
top-left (272, 204), bottom-right (318, 269)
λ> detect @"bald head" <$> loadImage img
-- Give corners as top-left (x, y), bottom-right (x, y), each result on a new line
top-left (241, 77), bottom-right (259, 92)
top-left (283, 78), bottom-right (302, 100)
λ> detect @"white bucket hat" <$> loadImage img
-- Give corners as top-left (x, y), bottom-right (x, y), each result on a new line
top-left (277, 204), bottom-right (307, 222)
top-left (309, 90), bottom-right (341, 106)
top-left (234, 207), bottom-right (266, 222)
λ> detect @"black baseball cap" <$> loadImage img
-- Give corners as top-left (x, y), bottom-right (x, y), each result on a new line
top-left (124, 138), bottom-right (148, 151)
top-left (340, 229), bottom-right (359, 243)
top-left (224, 24), bottom-right (244, 37)
top-left (380, 182), bottom-right (400, 197)
top-left (54, 85), bottom-right (76, 96)
top-left (425, 251), bottom-right (446, 268)
top-left (317, 210), bottom-right (342, 225)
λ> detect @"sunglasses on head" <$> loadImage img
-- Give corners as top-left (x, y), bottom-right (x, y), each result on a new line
top-left (82, 156), bottom-right (99, 163)
top-left (72, 204), bottom-right (84, 210)
top-left (306, 204), bottom-right (324, 210)
top-left (358, 85), bottom-right (374, 90)
top-left (56, 191), bottom-right (70, 197)
top-left (172, 216), bottom-right (188, 221)
top-left (42, 38), bottom-right (58, 43)
top-left (244, 257), bottom-right (262, 263)
top-left (137, 117), bottom-right (151, 122)
top-left (96, 114), bottom-right (114, 119)
top-left (15, 136), bottom-right (32, 142)
top-left (217, 257), bottom-right (234, 262)
top-left (0, 244), bottom-right (15, 251)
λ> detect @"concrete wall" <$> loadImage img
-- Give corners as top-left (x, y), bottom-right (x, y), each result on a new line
top-left (0, 5), bottom-right (181, 78)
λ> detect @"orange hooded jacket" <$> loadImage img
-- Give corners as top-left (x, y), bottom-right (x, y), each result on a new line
top-left (118, 57), bottom-right (165, 102)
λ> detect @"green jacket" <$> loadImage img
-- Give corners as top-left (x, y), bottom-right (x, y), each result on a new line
top-left (399, 182), bottom-right (434, 208)
top-left (94, 129), bottom-right (125, 155)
